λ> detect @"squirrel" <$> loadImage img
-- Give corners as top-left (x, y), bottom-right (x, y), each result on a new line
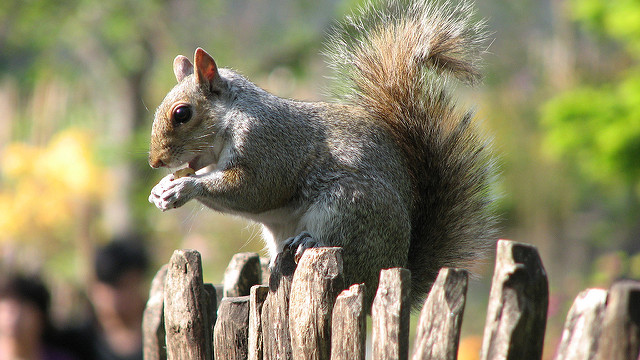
top-left (148, 0), bottom-right (498, 309)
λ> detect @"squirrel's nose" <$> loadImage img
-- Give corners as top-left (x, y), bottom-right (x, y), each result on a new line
top-left (149, 157), bottom-right (165, 169)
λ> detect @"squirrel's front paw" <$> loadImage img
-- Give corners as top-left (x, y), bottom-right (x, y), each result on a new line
top-left (283, 231), bottom-right (323, 263)
top-left (149, 174), bottom-right (196, 211)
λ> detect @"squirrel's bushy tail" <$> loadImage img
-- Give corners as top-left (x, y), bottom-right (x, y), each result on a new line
top-left (326, 0), bottom-right (498, 305)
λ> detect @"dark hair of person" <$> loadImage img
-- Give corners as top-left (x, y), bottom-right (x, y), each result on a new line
top-left (0, 272), bottom-right (55, 341)
top-left (94, 235), bottom-right (149, 286)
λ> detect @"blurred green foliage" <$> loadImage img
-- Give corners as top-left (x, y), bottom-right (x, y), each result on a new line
top-left (542, 72), bottom-right (640, 189)
top-left (541, 0), bottom-right (640, 252)
top-left (571, 0), bottom-right (640, 55)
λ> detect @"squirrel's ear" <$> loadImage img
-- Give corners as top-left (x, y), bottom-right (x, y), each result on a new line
top-left (173, 55), bottom-right (193, 83)
top-left (194, 47), bottom-right (221, 90)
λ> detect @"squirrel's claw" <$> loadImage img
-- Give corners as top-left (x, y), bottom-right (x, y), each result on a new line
top-left (284, 231), bottom-right (321, 263)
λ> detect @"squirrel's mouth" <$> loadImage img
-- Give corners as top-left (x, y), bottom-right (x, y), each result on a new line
top-left (184, 155), bottom-right (216, 174)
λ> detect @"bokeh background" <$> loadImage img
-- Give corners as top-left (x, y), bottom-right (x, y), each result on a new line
top-left (1, 0), bottom-right (639, 358)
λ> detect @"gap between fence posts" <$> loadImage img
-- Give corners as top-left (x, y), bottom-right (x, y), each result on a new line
top-left (204, 283), bottom-right (219, 356)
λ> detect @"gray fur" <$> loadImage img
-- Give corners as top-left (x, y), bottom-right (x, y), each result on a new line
top-left (149, 0), bottom-right (497, 309)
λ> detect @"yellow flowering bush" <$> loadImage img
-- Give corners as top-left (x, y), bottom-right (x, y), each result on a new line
top-left (0, 129), bottom-right (109, 243)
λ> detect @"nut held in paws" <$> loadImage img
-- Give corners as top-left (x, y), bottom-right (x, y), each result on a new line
top-left (173, 167), bottom-right (195, 179)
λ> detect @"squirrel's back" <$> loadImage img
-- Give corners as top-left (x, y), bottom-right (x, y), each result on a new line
top-left (325, 0), bottom-right (498, 304)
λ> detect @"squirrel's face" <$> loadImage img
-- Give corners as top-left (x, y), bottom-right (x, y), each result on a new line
top-left (149, 48), bottom-right (225, 172)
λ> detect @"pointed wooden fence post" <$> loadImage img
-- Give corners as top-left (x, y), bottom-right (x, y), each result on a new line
top-left (595, 280), bottom-right (640, 360)
top-left (330, 283), bottom-right (366, 360)
top-left (163, 249), bottom-right (212, 360)
top-left (480, 240), bottom-right (548, 360)
top-left (412, 268), bottom-right (468, 360)
top-left (214, 296), bottom-right (251, 360)
top-left (372, 267), bottom-right (412, 360)
top-left (223, 252), bottom-right (263, 297)
top-left (554, 288), bottom-right (607, 360)
top-left (289, 247), bottom-right (344, 360)
top-left (249, 285), bottom-right (269, 360)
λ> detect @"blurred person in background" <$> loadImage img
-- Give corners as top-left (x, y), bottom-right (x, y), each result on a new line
top-left (0, 273), bottom-right (77, 360)
top-left (60, 237), bottom-right (149, 360)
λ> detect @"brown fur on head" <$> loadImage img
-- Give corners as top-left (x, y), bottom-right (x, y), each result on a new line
top-left (148, 48), bottom-right (223, 171)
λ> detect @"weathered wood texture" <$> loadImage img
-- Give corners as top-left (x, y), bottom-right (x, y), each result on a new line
top-left (262, 248), bottom-right (297, 360)
top-left (143, 240), bottom-right (640, 360)
top-left (372, 268), bottom-right (412, 360)
top-left (142, 264), bottom-right (168, 360)
top-left (249, 285), bottom-right (269, 360)
top-left (412, 268), bottom-right (469, 360)
top-left (595, 280), bottom-right (640, 360)
top-left (330, 283), bottom-right (366, 360)
top-left (214, 296), bottom-right (251, 360)
top-left (224, 252), bottom-right (263, 297)
top-left (554, 288), bottom-right (607, 360)
top-left (163, 249), bottom-right (212, 360)
top-left (289, 247), bottom-right (344, 360)
top-left (480, 240), bottom-right (548, 360)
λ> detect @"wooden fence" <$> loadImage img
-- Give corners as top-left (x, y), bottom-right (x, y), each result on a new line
top-left (142, 240), bottom-right (640, 360)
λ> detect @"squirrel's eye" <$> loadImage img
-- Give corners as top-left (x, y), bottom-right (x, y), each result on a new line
top-left (173, 105), bottom-right (192, 124)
